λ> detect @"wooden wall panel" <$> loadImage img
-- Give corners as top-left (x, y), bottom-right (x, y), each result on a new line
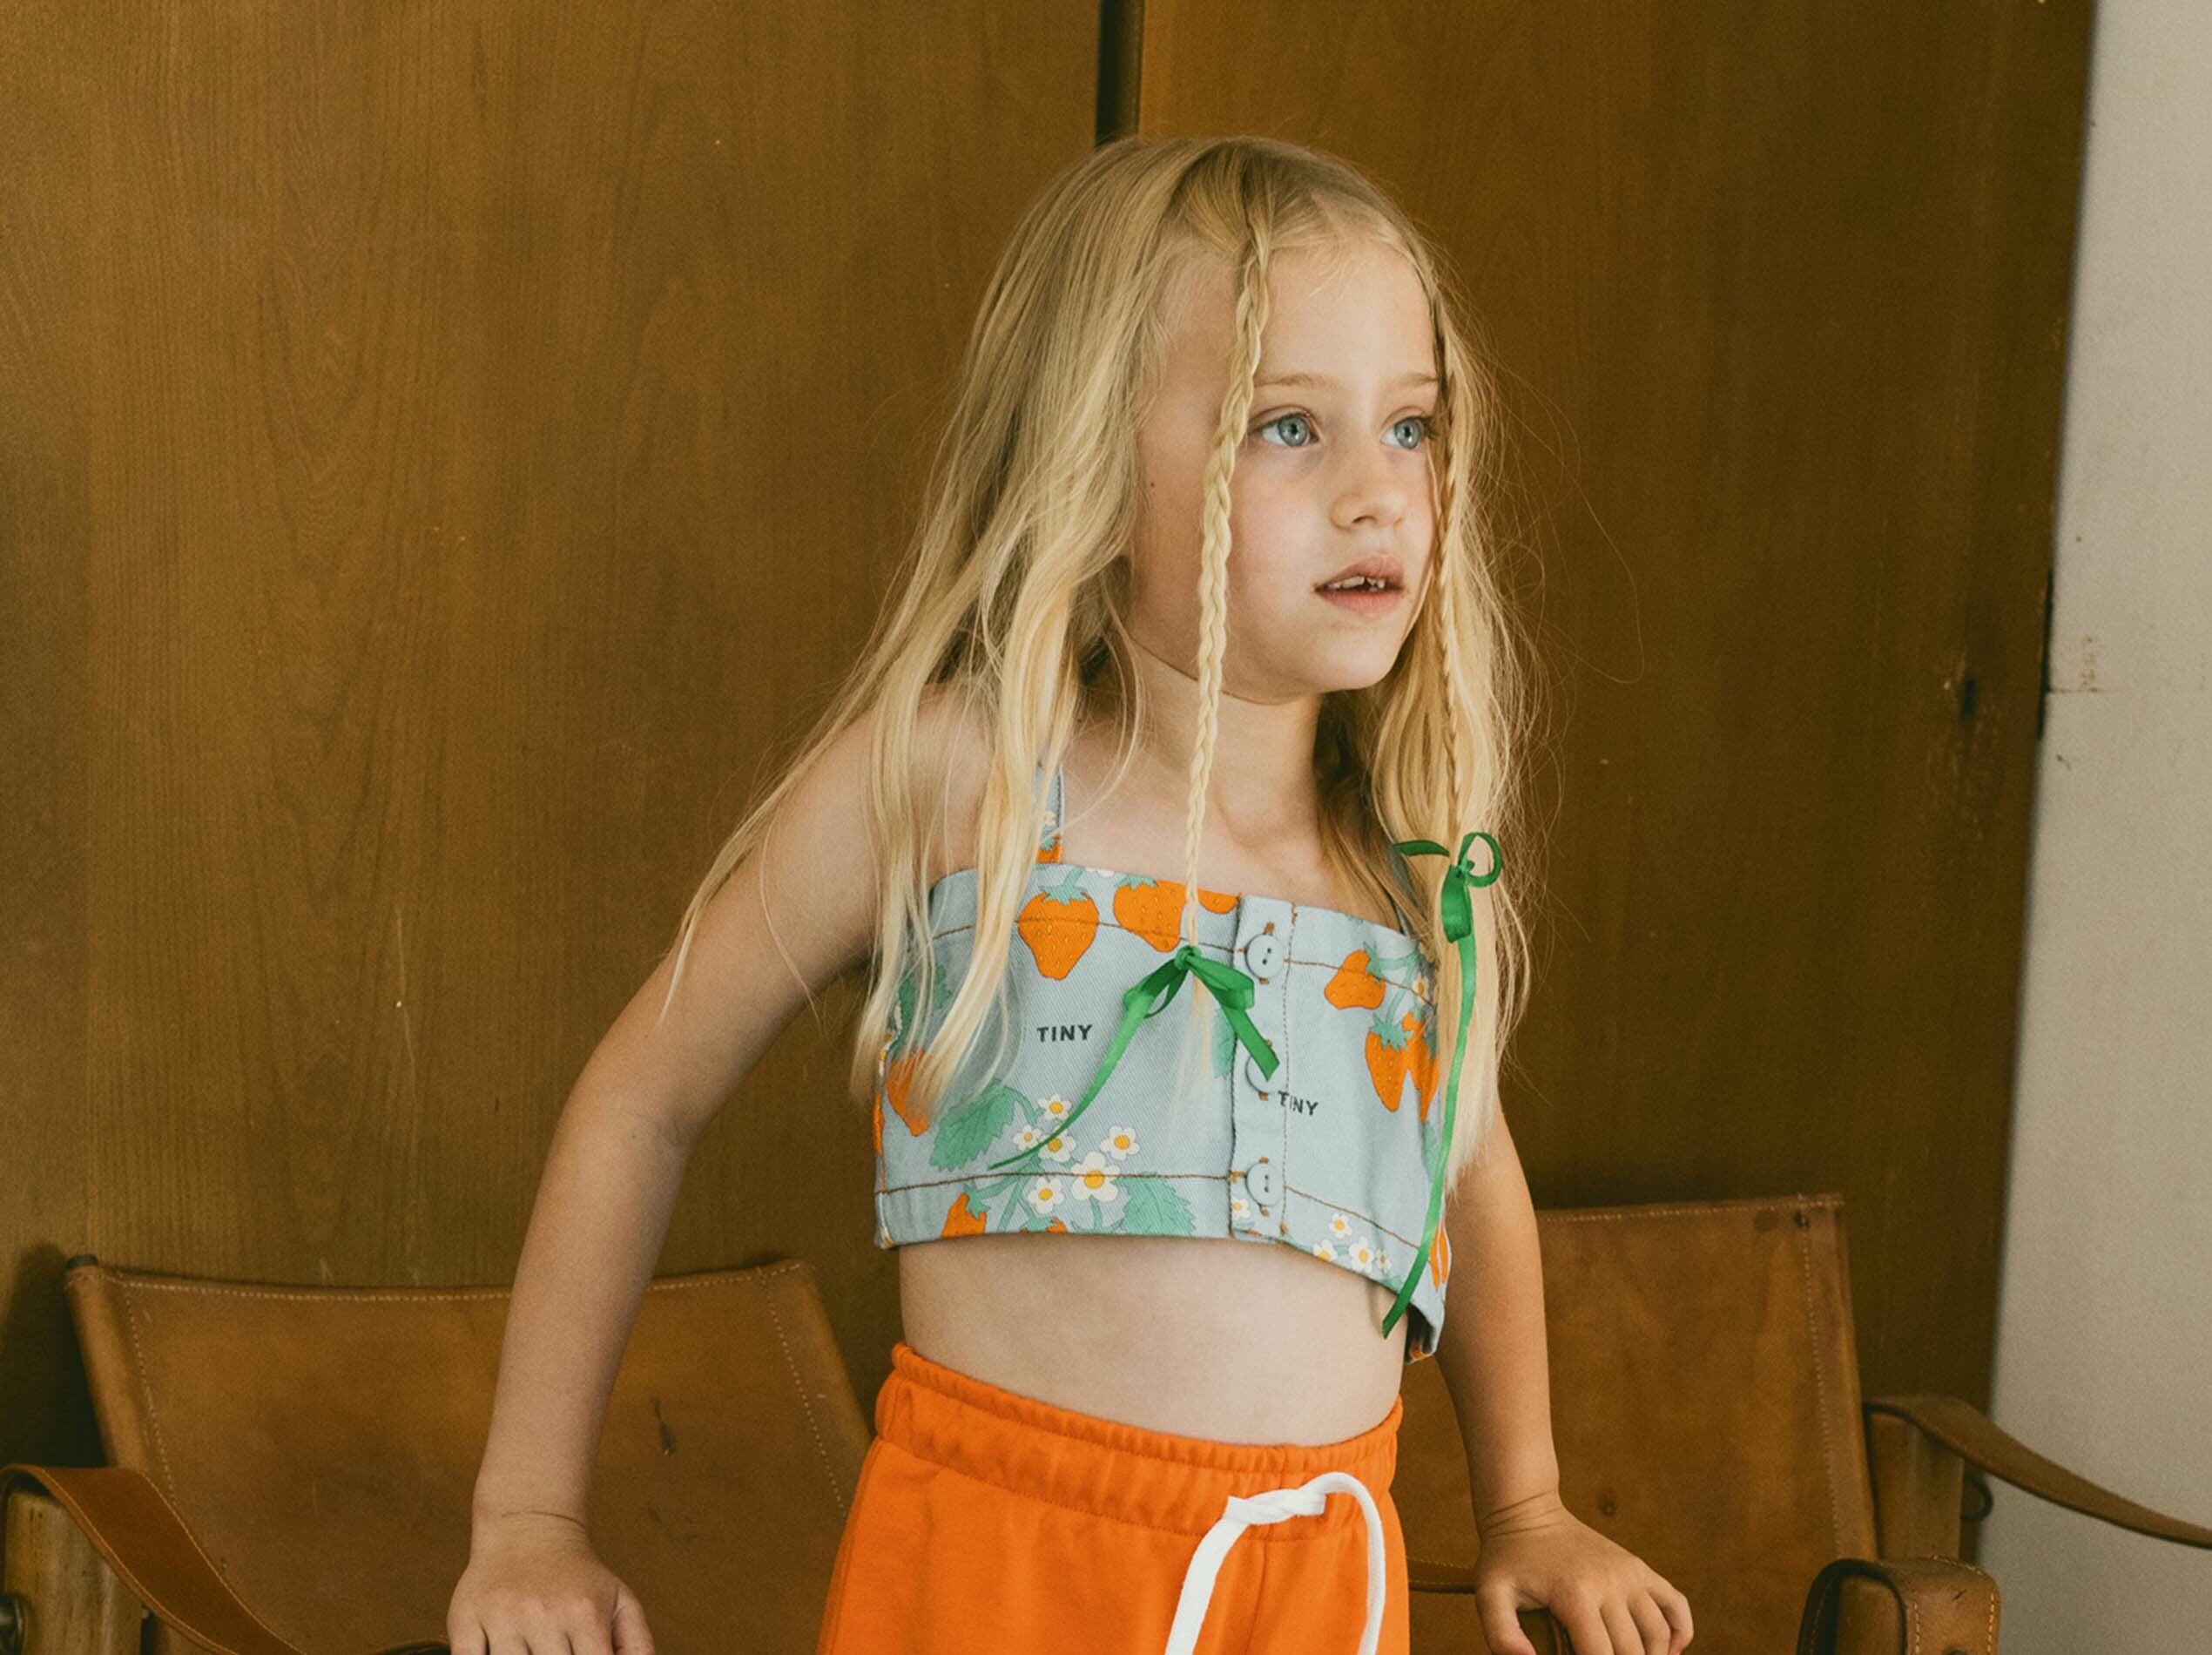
top-left (0, 0), bottom-right (1097, 1465)
top-left (1130, 0), bottom-right (2093, 1472)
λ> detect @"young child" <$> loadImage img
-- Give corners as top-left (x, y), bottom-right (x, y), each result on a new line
top-left (452, 135), bottom-right (1693, 1655)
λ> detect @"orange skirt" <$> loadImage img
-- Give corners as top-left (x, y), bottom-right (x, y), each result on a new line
top-left (815, 1340), bottom-right (1410, 1655)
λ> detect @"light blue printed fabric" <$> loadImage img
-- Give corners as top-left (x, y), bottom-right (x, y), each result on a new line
top-left (873, 760), bottom-right (1459, 1361)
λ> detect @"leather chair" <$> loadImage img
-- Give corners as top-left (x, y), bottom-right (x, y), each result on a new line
top-left (1399, 1192), bottom-right (2212, 1652)
top-left (1, 1256), bottom-right (868, 1653)
top-left (8, 1197), bottom-right (2207, 1653)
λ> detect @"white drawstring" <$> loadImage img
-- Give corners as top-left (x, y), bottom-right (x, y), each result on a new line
top-left (1161, 1469), bottom-right (1386, 1655)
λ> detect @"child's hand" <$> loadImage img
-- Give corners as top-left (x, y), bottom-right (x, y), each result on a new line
top-left (448, 1510), bottom-right (657, 1654)
top-left (1470, 1490), bottom-right (1693, 1655)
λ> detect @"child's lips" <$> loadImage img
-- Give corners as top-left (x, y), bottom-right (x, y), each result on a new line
top-left (1315, 582), bottom-right (1405, 615)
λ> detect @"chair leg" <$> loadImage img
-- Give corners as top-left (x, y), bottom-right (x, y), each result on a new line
top-left (1865, 1408), bottom-right (1965, 1560)
top-left (2, 1485), bottom-right (145, 1654)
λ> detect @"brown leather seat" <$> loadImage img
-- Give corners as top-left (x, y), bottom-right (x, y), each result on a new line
top-left (1399, 1192), bottom-right (2212, 1652)
top-left (2, 1256), bottom-right (868, 1654)
top-left (8, 1198), bottom-right (2207, 1653)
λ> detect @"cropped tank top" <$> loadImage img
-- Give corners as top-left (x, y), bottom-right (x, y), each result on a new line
top-left (872, 759), bottom-right (1486, 1363)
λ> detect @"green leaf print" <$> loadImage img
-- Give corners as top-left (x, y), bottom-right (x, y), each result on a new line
top-left (892, 973), bottom-right (917, 1050)
top-left (890, 961), bottom-right (957, 1054)
top-left (1114, 1177), bottom-right (1197, 1237)
top-left (929, 1081), bottom-right (1022, 1170)
top-left (1374, 942), bottom-right (1424, 978)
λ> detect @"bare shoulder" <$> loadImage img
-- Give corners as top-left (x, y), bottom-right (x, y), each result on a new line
top-left (570, 689), bottom-right (986, 1145)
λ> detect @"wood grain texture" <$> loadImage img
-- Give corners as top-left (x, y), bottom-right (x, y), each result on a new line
top-left (1130, 0), bottom-right (2094, 1529)
top-left (0, 0), bottom-right (1096, 1466)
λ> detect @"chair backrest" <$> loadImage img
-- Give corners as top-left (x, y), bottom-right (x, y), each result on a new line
top-left (64, 1255), bottom-right (868, 1654)
top-left (1397, 1193), bottom-right (1878, 1652)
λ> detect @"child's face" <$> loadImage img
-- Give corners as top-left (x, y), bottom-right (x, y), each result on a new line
top-left (1128, 235), bottom-right (1438, 699)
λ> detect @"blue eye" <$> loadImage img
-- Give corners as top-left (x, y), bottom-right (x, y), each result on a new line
top-left (1252, 411), bottom-right (1436, 451)
top-left (1255, 411), bottom-right (1316, 448)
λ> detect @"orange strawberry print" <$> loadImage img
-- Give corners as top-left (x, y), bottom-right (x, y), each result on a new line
top-left (942, 1192), bottom-right (990, 1237)
top-left (1018, 875), bottom-right (1099, 979)
top-left (1046, 1217), bottom-right (1068, 1233)
top-left (1036, 832), bottom-right (1062, 864)
top-left (1402, 1012), bottom-right (1438, 1123)
top-left (886, 1048), bottom-right (932, 1136)
top-left (1113, 875), bottom-right (1239, 951)
top-left (1429, 1223), bottom-right (1451, 1288)
top-left (1364, 1014), bottom-right (1416, 1111)
top-left (1325, 950), bottom-right (1387, 1010)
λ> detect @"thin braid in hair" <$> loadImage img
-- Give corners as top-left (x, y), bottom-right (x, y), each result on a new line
top-left (1180, 226), bottom-right (1271, 949)
top-left (1433, 464), bottom-right (1468, 822)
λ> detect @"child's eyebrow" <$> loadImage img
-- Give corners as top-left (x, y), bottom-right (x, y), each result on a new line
top-left (1252, 369), bottom-right (1439, 391)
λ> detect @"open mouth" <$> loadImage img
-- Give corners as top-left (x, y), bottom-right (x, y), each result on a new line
top-left (1309, 559), bottom-right (1398, 611)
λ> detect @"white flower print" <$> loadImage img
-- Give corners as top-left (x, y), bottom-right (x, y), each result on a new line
top-left (1027, 1177), bottom-right (1068, 1213)
top-left (1103, 1125), bottom-right (1140, 1159)
top-left (1347, 1236), bottom-right (1382, 1273)
top-left (1311, 1239), bottom-right (1339, 1263)
top-left (1326, 1211), bottom-right (1353, 1241)
top-left (1010, 1125), bottom-right (1042, 1151)
top-left (1040, 1095), bottom-right (1073, 1121)
top-left (1068, 1151), bottom-right (1121, 1206)
top-left (1229, 1195), bottom-right (1251, 1225)
top-left (1038, 1131), bottom-right (1074, 1164)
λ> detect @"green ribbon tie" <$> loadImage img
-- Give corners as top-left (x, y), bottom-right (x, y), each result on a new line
top-left (985, 942), bottom-right (1278, 1173)
top-left (1378, 829), bottom-right (1501, 1342)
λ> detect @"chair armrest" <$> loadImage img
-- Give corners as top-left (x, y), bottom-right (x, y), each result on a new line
top-left (1865, 1395), bottom-right (2212, 1550)
top-left (2, 1481), bottom-right (141, 1653)
top-left (1796, 1556), bottom-right (1999, 1655)
top-left (1, 1462), bottom-right (449, 1655)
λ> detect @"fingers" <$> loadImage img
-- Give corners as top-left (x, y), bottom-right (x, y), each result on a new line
top-left (1554, 1592), bottom-right (1613, 1655)
top-left (1472, 1581), bottom-right (1541, 1655)
top-left (569, 1601), bottom-right (615, 1655)
top-left (610, 1584), bottom-right (657, 1655)
top-left (474, 1609), bottom-right (623, 1655)
top-left (1601, 1595), bottom-right (1646, 1655)
top-left (1597, 1584), bottom-right (1694, 1655)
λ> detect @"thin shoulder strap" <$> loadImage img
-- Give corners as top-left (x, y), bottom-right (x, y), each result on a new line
top-left (1033, 754), bottom-right (1064, 850)
top-left (1387, 887), bottom-right (1420, 934)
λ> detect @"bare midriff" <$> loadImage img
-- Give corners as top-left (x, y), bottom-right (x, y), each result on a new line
top-left (898, 1228), bottom-right (1409, 1446)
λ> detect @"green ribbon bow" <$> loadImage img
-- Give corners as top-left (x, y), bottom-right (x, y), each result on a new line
top-left (985, 942), bottom-right (1278, 1174)
top-left (1378, 829), bottom-right (1501, 1341)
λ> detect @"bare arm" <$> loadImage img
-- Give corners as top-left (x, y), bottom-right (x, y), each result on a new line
top-left (468, 693), bottom-right (934, 1531)
top-left (466, 690), bottom-right (986, 1539)
top-left (1431, 1106), bottom-right (1563, 1528)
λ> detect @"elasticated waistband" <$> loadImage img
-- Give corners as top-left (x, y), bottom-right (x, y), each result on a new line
top-left (874, 1339), bottom-right (1401, 1542)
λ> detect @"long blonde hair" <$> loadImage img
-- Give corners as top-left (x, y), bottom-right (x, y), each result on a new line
top-left (660, 134), bottom-right (1540, 1195)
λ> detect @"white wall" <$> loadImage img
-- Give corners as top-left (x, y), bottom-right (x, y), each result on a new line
top-left (1984, 0), bottom-right (2212, 1645)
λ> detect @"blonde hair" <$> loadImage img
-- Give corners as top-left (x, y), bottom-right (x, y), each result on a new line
top-left (659, 133), bottom-right (1541, 1197)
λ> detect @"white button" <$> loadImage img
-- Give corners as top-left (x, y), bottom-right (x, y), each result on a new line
top-left (1245, 1159), bottom-right (1279, 1206)
top-left (1242, 930), bottom-right (1284, 978)
top-left (1241, 1044), bottom-right (1277, 1093)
